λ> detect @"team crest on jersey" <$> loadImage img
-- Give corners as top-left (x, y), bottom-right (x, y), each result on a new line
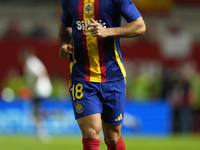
top-left (75, 101), bottom-right (84, 114)
top-left (84, 2), bottom-right (94, 17)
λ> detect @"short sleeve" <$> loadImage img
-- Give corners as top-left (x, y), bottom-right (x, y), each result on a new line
top-left (116, 0), bottom-right (141, 23)
top-left (60, 0), bottom-right (73, 25)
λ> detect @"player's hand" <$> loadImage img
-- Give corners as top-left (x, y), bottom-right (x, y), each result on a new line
top-left (87, 18), bottom-right (108, 38)
top-left (59, 44), bottom-right (73, 59)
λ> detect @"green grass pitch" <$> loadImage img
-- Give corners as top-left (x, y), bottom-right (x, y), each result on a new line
top-left (0, 135), bottom-right (199, 150)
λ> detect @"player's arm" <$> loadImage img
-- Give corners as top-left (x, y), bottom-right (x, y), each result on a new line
top-left (88, 16), bottom-right (146, 38)
top-left (107, 16), bottom-right (146, 38)
top-left (58, 23), bottom-right (73, 59)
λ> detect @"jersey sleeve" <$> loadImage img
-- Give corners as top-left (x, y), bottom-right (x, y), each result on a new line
top-left (60, 0), bottom-right (73, 25)
top-left (116, 0), bottom-right (141, 23)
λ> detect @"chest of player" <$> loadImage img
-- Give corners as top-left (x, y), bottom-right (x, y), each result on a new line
top-left (66, 0), bottom-right (116, 21)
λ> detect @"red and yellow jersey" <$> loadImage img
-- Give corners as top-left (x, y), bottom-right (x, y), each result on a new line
top-left (61, 0), bottom-right (141, 82)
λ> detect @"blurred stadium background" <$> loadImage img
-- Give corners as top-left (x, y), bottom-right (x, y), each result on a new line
top-left (0, 0), bottom-right (200, 149)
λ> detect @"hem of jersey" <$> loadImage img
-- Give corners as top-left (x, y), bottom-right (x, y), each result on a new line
top-left (70, 76), bottom-right (125, 83)
top-left (128, 15), bottom-right (141, 23)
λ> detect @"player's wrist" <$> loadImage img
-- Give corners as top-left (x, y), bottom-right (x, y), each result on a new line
top-left (105, 28), bottom-right (112, 37)
top-left (59, 42), bottom-right (67, 48)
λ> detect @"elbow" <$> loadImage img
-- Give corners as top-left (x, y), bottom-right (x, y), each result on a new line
top-left (131, 16), bottom-right (146, 37)
top-left (136, 25), bottom-right (146, 36)
top-left (141, 25), bottom-right (146, 35)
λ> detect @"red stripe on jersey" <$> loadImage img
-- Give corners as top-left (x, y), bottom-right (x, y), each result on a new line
top-left (94, 0), bottom-right (107, 82)
top-left (79, 0), bottom-right (90, 81)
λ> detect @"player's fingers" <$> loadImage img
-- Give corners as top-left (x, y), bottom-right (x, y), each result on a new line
top-left (59, 46), bottom-right (72, 59)
top-left (90, 18), bottom-right (97, 23)
top-left (67, 51), bottom-right (72, 54)
top-left (91, 34), bottom-right (97, 37)
top-left (87, 23), bottom-right (97, 29)
top-left (90, 31), bottom-right (98, 37)
top-left (67, 44), bottom-right (73, 50)
top-left (87, 18), bottom-right (98, 29)
top-left (89, 27), bottom-right (97, 32)
top-left (59, 51), bottom-right (68, 59)
top-left (63, 49), bottom-right (72, 54)
top-left (61, 44), bottom-right (72, 53)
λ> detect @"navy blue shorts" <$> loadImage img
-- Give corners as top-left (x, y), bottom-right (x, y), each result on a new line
top-left (69, 79), bottom-right (126, 125)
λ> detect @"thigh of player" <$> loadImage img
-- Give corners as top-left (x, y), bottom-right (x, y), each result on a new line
top-left (101, 79), bottom-right (126, 143)
top-left (69, 80), bottom-right (103, 138)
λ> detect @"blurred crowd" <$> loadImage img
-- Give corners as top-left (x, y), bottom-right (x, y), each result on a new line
top-left (1, 62), bottom-right (69, 102)
top-left (125, 59), bottom-right (200, 134)
top-left (2, 14), bottom-right (51, 39)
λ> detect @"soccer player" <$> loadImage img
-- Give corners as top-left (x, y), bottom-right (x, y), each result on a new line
top-left (19, 48), bottom-right (52, 142)
top-left (58, 0), bottom-right (146, 149)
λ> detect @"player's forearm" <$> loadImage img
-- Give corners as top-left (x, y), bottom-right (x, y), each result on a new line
top-left (107, 16), bottom-right (146, 38)
top-left (58, 23), bottom-right (72, 47)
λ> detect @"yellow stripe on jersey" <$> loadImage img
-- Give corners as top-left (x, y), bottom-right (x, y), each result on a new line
top-left (114, 38), bottom-right (126, 78)
top-left (70, 42), bottom-right (76, 74)
top-left (84, 0), bottom-right (101, 82)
